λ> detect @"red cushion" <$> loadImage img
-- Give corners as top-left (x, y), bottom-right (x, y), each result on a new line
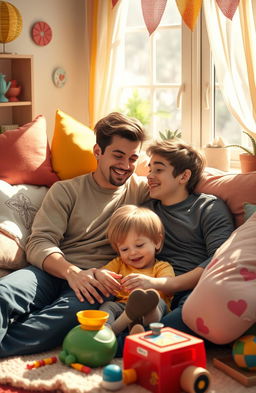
top-left (0, 115), bottom-right (59, 187)
top-left (196, 169), bottom-right (256, 227)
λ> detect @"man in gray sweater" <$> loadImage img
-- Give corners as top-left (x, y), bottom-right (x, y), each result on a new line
top-left (0, 112), bottom-right (149, 357)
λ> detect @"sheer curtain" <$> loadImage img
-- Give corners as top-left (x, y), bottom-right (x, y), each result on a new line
top-left (85, 0), bottom-right (128, 128)
top-left (204, 0), bottom-right (256, 134)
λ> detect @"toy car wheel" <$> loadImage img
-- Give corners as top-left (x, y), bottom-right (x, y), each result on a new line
top-left (180, 365), bottom-right (210, 393)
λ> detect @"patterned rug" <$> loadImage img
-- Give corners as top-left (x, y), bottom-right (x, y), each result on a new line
top-left (0, 346), bottom-right (255, 393)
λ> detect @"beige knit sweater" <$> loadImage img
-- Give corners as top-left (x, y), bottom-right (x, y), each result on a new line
top-left (26, 173), bottom-right (148, 270)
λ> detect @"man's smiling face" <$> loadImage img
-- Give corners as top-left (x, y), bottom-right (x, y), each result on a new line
top-left (93, 135), bottom-right (141, 189)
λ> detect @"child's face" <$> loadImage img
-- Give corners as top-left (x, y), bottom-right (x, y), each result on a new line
top-left (117, 231), bottom-right (161, 270)
top-left (147, 153), bottom-right (187, 205)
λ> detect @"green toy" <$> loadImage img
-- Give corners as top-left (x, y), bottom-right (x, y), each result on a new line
top-left (59, 310), bottom-right (117, 368)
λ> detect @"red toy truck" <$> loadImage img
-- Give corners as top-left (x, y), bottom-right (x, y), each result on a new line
top-left (123, 325), bottom-right (210, 393)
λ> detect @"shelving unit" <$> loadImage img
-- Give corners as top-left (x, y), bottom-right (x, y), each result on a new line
top-left (0, 54), bottom-right (34, 127)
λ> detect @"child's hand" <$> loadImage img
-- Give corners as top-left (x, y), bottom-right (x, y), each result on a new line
top-left (94, 269), bottom-right (122, 294)
top-left (121, 273), bottom-right (155, 292)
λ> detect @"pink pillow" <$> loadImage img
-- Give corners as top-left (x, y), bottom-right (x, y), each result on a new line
top-left (0, 115), bottom-right (59, 187)
top-left (182, 213), bottom-right (256, 344)
top-left (196, 170), bottom-right (256, 227)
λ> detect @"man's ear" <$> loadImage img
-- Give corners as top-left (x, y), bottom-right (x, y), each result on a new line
top-left (93, 144), bottom-right (102, 159)
top-left (180, 169), bottom-right (191, 184)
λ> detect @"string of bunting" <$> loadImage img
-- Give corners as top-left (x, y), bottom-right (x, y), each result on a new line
top-left (112, 0), bottom-right (240, 34)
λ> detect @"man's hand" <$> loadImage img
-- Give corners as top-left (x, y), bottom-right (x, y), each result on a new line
top-left (65, 265), bottom-right (110, 304)
top-left (95, 269), bottom-right (122, 294)
top-left (121, 273), bottom-right (156, 291)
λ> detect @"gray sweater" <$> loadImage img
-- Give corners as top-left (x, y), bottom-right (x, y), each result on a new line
top-left (144, 193), bottom-right (235, 276)
top-left (26, 173), bottom-right (148, 269)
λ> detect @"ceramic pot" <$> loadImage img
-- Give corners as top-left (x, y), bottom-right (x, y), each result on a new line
top-left (239, 153), bottom-right (256, 173)
top-left (6, 86), bottom-right (21, 102)
top-left (204, 147), bottom-right (230, 172)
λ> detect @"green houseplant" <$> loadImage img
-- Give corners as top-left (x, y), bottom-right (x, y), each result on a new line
top-left (226, 130), bottom-right (256, 173)
top-left (159, 128), bottom-right (182, 141)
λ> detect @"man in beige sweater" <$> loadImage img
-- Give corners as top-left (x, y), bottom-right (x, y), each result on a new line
top-left (0, 112), bottom-right (149, 357)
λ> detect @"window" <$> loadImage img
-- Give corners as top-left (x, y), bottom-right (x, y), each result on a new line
top-left (118, 2), bottom-right (244, 167)
top-left (117, 0), bottom-right (183, 140)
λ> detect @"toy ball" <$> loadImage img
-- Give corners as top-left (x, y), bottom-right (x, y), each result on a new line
top-left (232, 335), bottom-right (256, 370)
top-left (59, 310), bottom-right (117, 368)
top-left (102, 364), bottom-right (123, 391)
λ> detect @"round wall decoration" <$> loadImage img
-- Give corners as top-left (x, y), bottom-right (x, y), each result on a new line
top-left (32, 21), bottom-right (52, 46)
top-left (53, 67), bottom-right (67, 88)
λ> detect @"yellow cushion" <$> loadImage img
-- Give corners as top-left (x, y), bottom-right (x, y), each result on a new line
top-left (51, 109), bottom-right (97, 180)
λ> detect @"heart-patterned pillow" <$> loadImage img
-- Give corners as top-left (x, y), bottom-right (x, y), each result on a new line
top-left (182, 213), bottom-right (256, 345)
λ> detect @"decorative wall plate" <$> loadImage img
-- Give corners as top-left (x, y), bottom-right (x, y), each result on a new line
top-left (53, 68), bottom-right (67, 88)
top-left (32, 21), bottom-right (52, 46)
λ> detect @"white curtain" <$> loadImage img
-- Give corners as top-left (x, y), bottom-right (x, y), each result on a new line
top-left (204, 0), bottom-right (256, 133)
top-left (85, 0), bottom-right (128, 128)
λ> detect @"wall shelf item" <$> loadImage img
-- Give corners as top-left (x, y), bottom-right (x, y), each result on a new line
top-left (0, 54), bottom-right (34, 126)
top-left (0, 1), bottom-right (23, 53)
top-left (32, 21), bottom-right (52, 46)
top-left (53, 67), bottom-right (67, 88)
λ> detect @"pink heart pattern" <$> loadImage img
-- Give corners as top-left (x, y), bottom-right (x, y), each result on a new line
top-left (227, 299), bottom-right (247, 317)
top-left (196, 317), bottom-right (209, 335)
top-left (240, 268), bottom-right (256, 281)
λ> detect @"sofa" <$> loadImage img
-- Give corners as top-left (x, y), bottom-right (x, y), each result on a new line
top-left (0, 110), bottom-right (256, 344)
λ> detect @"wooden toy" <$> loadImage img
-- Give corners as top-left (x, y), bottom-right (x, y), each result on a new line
top-left (122, 324), bottom-right (210, 393)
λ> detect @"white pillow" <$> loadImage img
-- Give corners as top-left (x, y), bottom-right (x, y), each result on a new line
top-left (0, 180), bottom-right (48, 271)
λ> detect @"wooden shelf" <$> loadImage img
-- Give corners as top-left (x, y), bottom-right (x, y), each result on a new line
top-left (0, 101), bottom-right (32, 107)
top-left (0, 54), bottom-right (34, 127)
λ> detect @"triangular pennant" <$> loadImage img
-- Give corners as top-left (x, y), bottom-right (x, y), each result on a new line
top-left (175, 0), bottom-right (202, 31)
top-left (112, 0), bottom-right (119, 7)
top-left (141, 0), bottom-right (168, 36)
top-left (216, 0), bottom-right (240, 20)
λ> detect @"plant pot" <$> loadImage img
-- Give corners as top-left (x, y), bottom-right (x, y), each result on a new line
top-left (239, 153), bottom-right (256, 173)
top-left (204, 147), bottom-right (230, 172)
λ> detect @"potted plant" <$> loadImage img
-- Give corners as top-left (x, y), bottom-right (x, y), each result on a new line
top-left (226, 130), bottom-right (256, 173)
top-left (159, 128), bottom-right (182, 140)
top-left (204, 137), bottom-right (230, 171)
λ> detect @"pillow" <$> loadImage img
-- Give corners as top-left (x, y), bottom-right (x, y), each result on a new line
top-left (0, 234), bottom-right (26, 272)
top-left (0, 115), bottom-right (59, 187)
top-left (244, 202), bottom-right (256, 221)
top-left (0, 180), bottom-right (48, 271)
top-left (182, 213), bottom-right (256, 344)
top-left (51, 109), bottom-right (97, 180)
top-left (196, 169), bottom-right (256, 227)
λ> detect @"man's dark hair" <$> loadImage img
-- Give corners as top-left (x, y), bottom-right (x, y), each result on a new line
top-left (94, 112), bottom-right (146, 153)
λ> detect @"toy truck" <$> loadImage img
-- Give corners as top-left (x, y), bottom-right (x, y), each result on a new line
top-left (122, 325), bottom-right (210, 393)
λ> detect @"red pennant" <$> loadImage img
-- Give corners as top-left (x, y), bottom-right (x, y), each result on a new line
top-left (141, 0), bottom-right (168, 35)
top-left (216, 0), bottom-right (240, 20)
top-left (112, 0), bottom-right (119, 7)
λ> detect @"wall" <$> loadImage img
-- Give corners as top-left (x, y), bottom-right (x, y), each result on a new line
top-left (5, 0), bottom-right (87, 141)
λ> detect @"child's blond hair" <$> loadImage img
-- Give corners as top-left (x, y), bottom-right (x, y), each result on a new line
top-left (107, 205), bottom-right (164, 253)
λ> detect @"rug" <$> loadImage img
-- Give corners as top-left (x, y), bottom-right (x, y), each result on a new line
top-left (0, 346), bottom-right (256, 393)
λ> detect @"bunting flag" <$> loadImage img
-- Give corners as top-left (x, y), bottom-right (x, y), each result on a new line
top-left (175, 0), bottom-right (202, 31)
top-left (112, 0), bottom-right (119, 7)
top-left (216, 0), bottom-right (240, 20)
top-left (112, 0), bottom-right (239, 32)
top-left (141, 0), bottom-right (168, 35)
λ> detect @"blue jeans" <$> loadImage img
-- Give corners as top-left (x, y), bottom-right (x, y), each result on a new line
top-left (0, 266), bottom-right (110, 357)
top-left (160, 290), bottom-right (197, 335)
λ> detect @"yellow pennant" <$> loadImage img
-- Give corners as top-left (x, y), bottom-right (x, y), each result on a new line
top-left (176, 0), bottom-right (203, 31)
